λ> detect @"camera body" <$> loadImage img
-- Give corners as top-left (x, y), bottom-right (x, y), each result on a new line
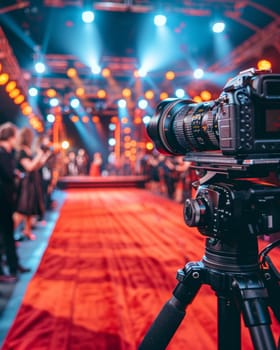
top-left (219, 68), bottom-right (280, 155)
top-left (147, 68), bottom-right (280, 158)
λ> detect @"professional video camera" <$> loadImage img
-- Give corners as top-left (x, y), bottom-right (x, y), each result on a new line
top-left (139, 68), bottom-right (280, 350)
top-left (147, 67), bottom-right (280, 158)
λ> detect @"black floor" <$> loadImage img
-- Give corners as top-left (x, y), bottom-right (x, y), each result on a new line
top-left (0, 190), bottom-right (65, 347)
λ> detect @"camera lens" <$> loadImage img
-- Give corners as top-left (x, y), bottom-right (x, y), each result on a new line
top-left (147, 98), bottom-right (220, 155)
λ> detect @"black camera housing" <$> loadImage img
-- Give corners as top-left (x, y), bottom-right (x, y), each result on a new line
top-left (219, 68), bottom-right (280, 155)
top-left (147, 68), bottom-right (280, 158)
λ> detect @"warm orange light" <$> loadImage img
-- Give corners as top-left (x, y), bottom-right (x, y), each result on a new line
top-left (0, 62), bottom-right (2, 72)
top-left (193, 95), bottom-right (202, 103)
top-left (82, 116), bottom-right (89, 123)
top-left (97, 89), bottom-right (106, 98)
top-left (9, 88), bottom-right (20, 99)
top-left (124, 150), bottom-right (131, 157)
top-left (200, 90), bottom-right (212, 101)
top-left (0, 73), bottom-right (9, 85)
top-left (92, 116), bottom-right (100, 123)
top-left (145, 90), bottom-right (154, 100)
top-left (121, 117), bottom-right (128, 124)
top-left (102, 68), bottom-right (111, 78)
top-left (124, 135), bottom-right (131, 142)
top-left (124, 143), bottom-right (130, 149)
top-left (134, 117), bottom-right (142, 124)
top-left (130, 155), bottom-right (136, 161)
top-left (111, 116), bottom-right (118, 123)
top-left (123, 127), bottom-right (131, 134)
top-left (22, 105), bottom-right (33, 115)
top-left (146, 142), bottom-right (154, 151)
top-left (14, 94), bottom-right (25, 104)
top-left (257, 59), bottom-right (272, 71)
top-left (76, 87), bottom-right (85, 97)
top-left (5, 81), bottom-right (17, 92)
top-left (160, 92), bottom-right (169, 100)
top-left (122, 88), bottom-right (131, 98)
top-left (67, 68), bottom-right (77, 78)
top-left (46, 89), bottom-right (57, 98)
top-left (71, 115), bottom-right (79, 123)
top-left (165, 71), bottom-right (175, 80)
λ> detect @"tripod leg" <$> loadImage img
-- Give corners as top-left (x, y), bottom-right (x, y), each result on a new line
top-left (218, 296), bottom-right (241, 350)
top-left (138, 262), bottom-right (203, 350)
top-left (233, 276), bottom-right (277, 350)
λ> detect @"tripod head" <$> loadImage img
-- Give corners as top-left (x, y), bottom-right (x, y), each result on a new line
top-left (182, 157), bottom-right (280, 323)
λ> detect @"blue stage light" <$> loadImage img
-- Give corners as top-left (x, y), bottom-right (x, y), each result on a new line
top-left (82, 11), bottom-right (95, 24)
top-left (154, 14), bottom-right (167, 27)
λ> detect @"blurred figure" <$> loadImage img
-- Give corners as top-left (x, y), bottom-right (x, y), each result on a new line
top-left (76, 148), bottom-right (89, 175)
top-left (89, 152), bottom-right (103, 176)
top-left (36, 134), bottom-right (56, 213)
top-left (146, 152), bottom-right (161, 193)
top-left (13, 127), bottom-right (51, 240)
top-left (0, 123), bottom-right (30, 280)
top-left (66, 151), bottom-right (78, 176)
top-left (161, 156), bottom-right (178, 199)
top-left (174, 156), bottom-right (192, 202)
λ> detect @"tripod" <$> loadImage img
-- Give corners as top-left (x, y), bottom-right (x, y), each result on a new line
top-left (139, 177), bottom-right (280, 350)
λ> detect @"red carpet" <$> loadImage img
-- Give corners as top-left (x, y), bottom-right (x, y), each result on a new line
top-left (2, 188), bottom-right (279, 350)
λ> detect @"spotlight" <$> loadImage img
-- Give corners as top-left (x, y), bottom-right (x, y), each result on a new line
top-left (82, 10), bottom-right (95, 23)
top-left (118, 99), bottom-right (127, 108)
top-left (70, 98), bottom-right (80, 109)
top-left (154, 14), bottom-right (167, 27)
top-left (108, 138), bottom-right (116, 146)
top-left (138, 68), bottom-right (147, 77)
top-left (143, 115), bottom-right (151, 124)
top-left (175, 88), bottom-right (185, 98)
top-left (34, 62), bottom-right (46, 74)
top-left (91, 65), bottom-right (101, 74)
top-left (212, 21), bottom-right (225, 33)
top-left (138, 98), bottom-right (148, 110)
top-left (193, 68), bottom-right (204, 79)
top-left (28, 87), bottom-right (38, 97)
top-left (61, 140), bottom-right (70, 150)
top-left (46, 113), bottom-right (55, 123)
top-left (109, 123), bottom-right (116, 131)
top-left (50, 97), bottom-right (59, 107)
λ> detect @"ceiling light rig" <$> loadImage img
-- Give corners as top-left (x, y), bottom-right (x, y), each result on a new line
top-left (0, 28), bottom-right (43, 132)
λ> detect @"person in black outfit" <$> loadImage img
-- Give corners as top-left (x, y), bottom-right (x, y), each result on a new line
top-left (0, 122), bottom-right (30, 281)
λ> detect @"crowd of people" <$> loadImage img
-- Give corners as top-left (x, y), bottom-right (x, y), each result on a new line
top-left (0, 122), bottom-right (56, 282)
top-left (63, 146), bottom-right (198, 202)
top-left (0, 121), bottom-right (199, 283)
